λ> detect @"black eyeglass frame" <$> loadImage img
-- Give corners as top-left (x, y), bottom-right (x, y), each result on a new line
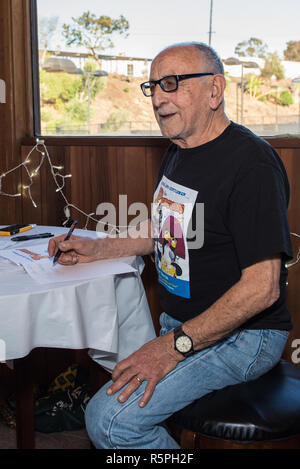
top-left (140, 73), bottom-right (214, 97)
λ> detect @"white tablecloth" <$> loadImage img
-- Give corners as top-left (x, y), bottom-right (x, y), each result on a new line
top-left (0, 226), bottom-right (156, 372)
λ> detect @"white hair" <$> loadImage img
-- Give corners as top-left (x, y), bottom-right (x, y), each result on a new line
top-left (159, 42), bottom-right (224, 75)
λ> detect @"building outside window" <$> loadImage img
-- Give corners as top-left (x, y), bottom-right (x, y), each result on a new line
top-left (33, 0), bottom-right (300, 137)
top-left (127, 64), bottom-right (134, 78)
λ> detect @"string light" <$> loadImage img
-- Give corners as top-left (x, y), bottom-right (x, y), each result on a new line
top-left (0, 138), bottom-right (120, 234)
top-left (286, 233), bottom-right (300, 269)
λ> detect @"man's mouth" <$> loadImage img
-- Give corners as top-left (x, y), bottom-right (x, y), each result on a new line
top-left (159, 113), bottom-right (176, 121)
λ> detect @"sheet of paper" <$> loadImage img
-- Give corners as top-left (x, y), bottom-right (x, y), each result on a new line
top-left (0, 239), bottom-right (18, 251)
top-left (0, 243), bottom-right (136, 284)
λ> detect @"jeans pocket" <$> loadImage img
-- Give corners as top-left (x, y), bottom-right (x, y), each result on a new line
top-left (159, 313), bottom-right (169, 337)
top-left (159, 312), bottom-right (182, 336)
top-left (245, 329), bottom-right (289, 381)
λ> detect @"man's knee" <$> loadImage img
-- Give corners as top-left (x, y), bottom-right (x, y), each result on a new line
top-left (85, 384), bottom-right (149, 449)
top-left (85, 386), bottom-right (113, 448)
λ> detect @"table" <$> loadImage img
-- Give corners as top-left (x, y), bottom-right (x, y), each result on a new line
top-left (0, 225), bottom-right (156, 448)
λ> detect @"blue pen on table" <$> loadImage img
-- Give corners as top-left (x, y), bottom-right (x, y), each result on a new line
top-left (53, 220), bottom-right (78, 266)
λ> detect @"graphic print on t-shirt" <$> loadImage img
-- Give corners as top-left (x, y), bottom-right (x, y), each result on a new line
top-left (152, 176), bottom-right (198, 299)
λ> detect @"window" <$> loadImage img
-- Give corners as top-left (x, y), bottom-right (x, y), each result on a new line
top-left (127, 64), bottom-right (134, 78)
top-left (32, 0), bottom-right (300, 137)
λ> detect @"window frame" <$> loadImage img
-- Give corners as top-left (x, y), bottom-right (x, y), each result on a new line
top-left (30, 0), bottom-right (41, 136)
top-left (31, 0), bottom-right (167, 143)
top-left (30, 0), bottom-right (300, 144)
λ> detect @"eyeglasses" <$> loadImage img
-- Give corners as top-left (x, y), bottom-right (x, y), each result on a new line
top-left (140, 73), bottom-right (214, 97)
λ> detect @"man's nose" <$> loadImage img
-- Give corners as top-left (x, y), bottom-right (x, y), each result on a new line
top-left (151, 84), bottom-right (169, 108)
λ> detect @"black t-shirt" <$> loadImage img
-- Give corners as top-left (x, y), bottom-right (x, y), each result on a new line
top-left (152, 122), bottom-right (293, 330)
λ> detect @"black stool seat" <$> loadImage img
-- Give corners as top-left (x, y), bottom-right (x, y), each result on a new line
top-left (170, 361), bottom-right (300, 443)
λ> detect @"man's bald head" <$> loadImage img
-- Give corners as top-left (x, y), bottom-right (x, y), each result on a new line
top-left (154, 42), bottom-right (224, 76)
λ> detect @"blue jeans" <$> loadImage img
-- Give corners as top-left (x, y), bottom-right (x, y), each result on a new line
top-left (85, 312), bottom-right (289, 449)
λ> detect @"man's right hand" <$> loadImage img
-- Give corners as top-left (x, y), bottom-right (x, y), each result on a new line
top-left (48, 235), bottom-right (102, 265)
top-left (48, 219), bottom-right (154, 266)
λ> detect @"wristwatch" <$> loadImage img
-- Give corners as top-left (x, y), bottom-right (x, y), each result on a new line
top-left (174, 326), bottom-right (194, 357)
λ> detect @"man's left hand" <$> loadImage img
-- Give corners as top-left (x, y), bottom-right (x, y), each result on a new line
top-left (106, 334), bottom-right (183, 408)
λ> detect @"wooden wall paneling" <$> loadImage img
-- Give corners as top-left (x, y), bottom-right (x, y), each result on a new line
top-left (106, 146), bottom-right (121, 211)
top-left (42, 145), bottom-right (69, 226)
top-left (63, 146), bottom-right (72, 220)
top-left (20, 145), bottom-right (67, 226)
top-left (145, 144), bottom-right (167, 208)
top-left (118, 145), bottom-right (148, 227)
top-left (11, 0), bottom-right (33, 139)
top-left (266, 138), bottom-right (300, 149)
top-left (0, 1), bottom-right (21, 224)
top-left (21, 145), bottom-right (43, 225)
top-left (68, 146), bottom-right (108, 228)
top-left (0, 0), bottom-right (33, 225)
top-left (88, 146), bottom-right (112, 228)
top-left (142, 144), bottom-right (166, 334)
top-left (95, 145), bottom-right (149, 230)
top-left (82, 146), bottom-right (101, 229)
top-left (0, 167), bottom-right (23, 225)
top-left (80, 146), bottom-right (95, 215)
top-left (279, 147), bottom-right (300, 364)
top-left (283, 149), bottom-right (300, 235)
top-left (69, 146), bottom-right (91, 227)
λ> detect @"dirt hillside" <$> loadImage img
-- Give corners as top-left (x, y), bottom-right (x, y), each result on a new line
top-left (90, 74), bottom-right (299, 132)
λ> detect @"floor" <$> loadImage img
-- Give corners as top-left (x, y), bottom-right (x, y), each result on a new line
top-left (0, 420), bottom-right (91, 449)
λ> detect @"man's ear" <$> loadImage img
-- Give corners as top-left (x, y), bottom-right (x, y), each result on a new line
top-left (209, 74), bottom-right (226, 110)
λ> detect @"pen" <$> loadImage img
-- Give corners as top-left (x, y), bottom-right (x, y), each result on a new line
top-left (53, 220), bottom-right (78, 265)
top-left (11, 233), bottom-right (54, 242)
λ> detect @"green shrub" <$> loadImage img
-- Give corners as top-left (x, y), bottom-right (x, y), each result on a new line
top-left (40, 70), bottom-right (82, 105)
top-left (83, 60), bottom-right (98, 73)
top-left (266, 88), bottom-right (294, 106)
top-left (40, 69), bottom-right (106, 113)
top-left (244, 74), bottom-right (263, 99)
top-left (65, 98), bottom-right (89, 122)
top-left (224, 72), bottom-right (230, 89)
top-left (80, 75), bottom-right (107, 100)
top-left (279, 90), bottom-right (293, 106)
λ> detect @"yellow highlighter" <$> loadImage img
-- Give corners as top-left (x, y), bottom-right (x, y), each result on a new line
top-left (0, 224), bottom-right (37, 236)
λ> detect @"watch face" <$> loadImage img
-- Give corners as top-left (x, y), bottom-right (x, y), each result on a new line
top-left (176, 335), bottom-right (193, 353)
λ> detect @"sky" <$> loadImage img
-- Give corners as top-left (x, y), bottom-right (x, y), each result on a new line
top-left (37, 0), bottom-right (300, 61)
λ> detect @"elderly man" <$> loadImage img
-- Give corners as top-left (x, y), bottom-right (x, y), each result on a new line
top-left (49, 42), bottom-right (293, 449)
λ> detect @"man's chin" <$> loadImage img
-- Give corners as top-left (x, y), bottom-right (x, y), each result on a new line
top-left (158, 123), bottom-right (181, 140)
top-left (160, 129), bottom-right (181, 142)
